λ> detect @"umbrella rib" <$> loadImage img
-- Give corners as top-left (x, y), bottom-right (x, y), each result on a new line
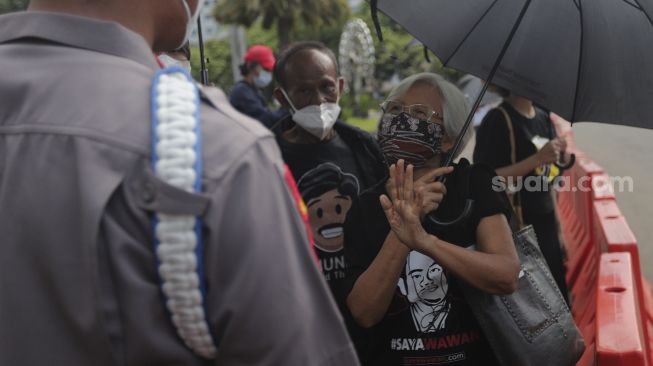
top-left (442, 0), bottom-right (499, 67)
top-left (622, 0), bottom-right (643, 11)
top-left (632, 0), bottom-right (653, 27)
top-left (571, 0), bottom-right (584, 122)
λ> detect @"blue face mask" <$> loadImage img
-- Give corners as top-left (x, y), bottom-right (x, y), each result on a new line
top-left (254, 70), bottom-right (273, 88)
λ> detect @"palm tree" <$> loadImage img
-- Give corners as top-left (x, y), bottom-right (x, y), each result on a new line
top-left (214, 0), bottom-right (350, 50)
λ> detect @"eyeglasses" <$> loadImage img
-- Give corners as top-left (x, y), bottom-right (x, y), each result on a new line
top-left (380, 100), bottom-right (443, 122)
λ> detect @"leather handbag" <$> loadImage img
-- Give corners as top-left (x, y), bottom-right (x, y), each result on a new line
top-left (461, 226), bottom-right (585, 365)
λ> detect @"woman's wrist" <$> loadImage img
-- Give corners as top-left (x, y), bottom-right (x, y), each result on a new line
top-left (413, 231), bottom-right (440, 254)
top-left (530, 152), bottom-right (543, 167)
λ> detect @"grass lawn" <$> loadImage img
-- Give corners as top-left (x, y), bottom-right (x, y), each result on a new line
top-left (347, 116), bottom-right (379, 132)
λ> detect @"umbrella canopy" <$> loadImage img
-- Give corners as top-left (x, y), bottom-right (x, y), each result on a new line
top-left (373, 0), bottom-right (653, 129)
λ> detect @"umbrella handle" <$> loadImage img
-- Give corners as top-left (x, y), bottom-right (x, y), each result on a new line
top-left (426, 199), bottom-right (474, 228)
top-left (555, 152), bottom-right (576, 170)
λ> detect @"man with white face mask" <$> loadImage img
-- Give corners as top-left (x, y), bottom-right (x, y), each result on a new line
top-left (0, 1), bottom-right (360, 365)
top-left (272, 42), bottom-right (387, 331)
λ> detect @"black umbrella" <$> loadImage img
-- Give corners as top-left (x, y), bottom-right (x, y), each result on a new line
top-left (372, 0), bottom-right (653, 130)
top-left (371, 0), bottom-right (651, 225)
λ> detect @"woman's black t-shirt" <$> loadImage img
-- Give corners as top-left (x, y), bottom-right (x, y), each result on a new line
top-left (343, 159), bottom-right (511, 366)
top-left (473, 102), bottom-right (557, 214)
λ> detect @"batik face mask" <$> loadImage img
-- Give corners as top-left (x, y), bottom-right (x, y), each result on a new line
top-left (377, 112), bottom-right (445, 168)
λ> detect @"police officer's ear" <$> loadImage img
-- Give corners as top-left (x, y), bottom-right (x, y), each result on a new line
top-left (274, 88), bottom-right (292, 109)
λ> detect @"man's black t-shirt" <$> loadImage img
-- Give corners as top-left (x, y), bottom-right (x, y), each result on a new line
top-left (473, 102), bottom-right (557, 214)
top-left (278, 130), bottom-right (366, 305)
top-left (344, 159), bottom-right (511, 366)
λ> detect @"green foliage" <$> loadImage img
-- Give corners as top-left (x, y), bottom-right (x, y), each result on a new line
top-left (190, 16), bottom-right (350, 94)
top-left (347, 116), bottom-right (379, 133)
top-left (203, 0), bottom-right (462, 118)
top-left (246, 21), bottom-right (278, 51)
top-left (214, 0), bottom-right (350, 48)
top-left (340, 91), bottom-right (379, 120)
top-left (190, 39), bottom-right (235, 92)
top-left (0, 0), bottom-right (28, 13)
top-left (352, 4), bottom-right (461, 84)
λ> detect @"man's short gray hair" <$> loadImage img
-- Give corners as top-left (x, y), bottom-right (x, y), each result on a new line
top-left (385, 72), bottom-right (472, 158)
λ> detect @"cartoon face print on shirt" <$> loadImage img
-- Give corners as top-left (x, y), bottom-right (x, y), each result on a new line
top-left (297, 163), bottom-right (360, 252)
top-left (398, 251), bottom-right (451, 333)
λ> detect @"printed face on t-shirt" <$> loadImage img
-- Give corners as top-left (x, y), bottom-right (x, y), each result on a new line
top-left (399, 251), bottom-right (451, 333)
top-left (406, 251), bottom-right (448, 305)
top-left (306, 189), bottom-right (352, 252)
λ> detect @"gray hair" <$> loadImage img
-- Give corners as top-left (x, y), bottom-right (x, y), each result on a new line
top-left (385, 72), bottom-right (473, 158)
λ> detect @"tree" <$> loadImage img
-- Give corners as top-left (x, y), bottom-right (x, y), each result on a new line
top-left (351, 4), bottom-right (461, 85)
top-left (214, 0), bottom-right (351, 50)
top-left (0, 0), bottom-right (28, 14)
top-left (190, 39), bottom-right (234, 92)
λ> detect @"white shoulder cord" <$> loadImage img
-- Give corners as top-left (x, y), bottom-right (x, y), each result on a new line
top-left (151, 68), bottom-right (217, 359)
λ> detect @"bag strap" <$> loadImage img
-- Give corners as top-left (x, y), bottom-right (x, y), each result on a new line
top-left (497, 107), bottom-right (525, 229)
top-left (498, 107), bottom-right (518, 166)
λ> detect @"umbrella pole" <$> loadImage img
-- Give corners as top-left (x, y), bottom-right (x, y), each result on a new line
top-left (197, 17), bottom-right (210, 86)
top-left (442, 0), bottom-right (532, 168)
top-left (428, 0), bottom-right (532, 228)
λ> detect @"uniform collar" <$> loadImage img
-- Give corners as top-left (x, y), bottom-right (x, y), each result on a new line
top-left (0, 11), bottom-right (158, 69)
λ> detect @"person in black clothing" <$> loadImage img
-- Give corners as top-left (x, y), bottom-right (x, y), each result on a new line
top-left (272, 41), bottom-right (388, 314)
top-left (230, 45), bottom-right (288, 129)
top-left (473, 92), bottom-right (570, 305)
top-left (344, 73), bottom-right (520, 366)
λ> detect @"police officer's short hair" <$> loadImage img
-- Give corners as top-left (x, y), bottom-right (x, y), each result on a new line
top-left (273, 41), bottom-right (339, 89)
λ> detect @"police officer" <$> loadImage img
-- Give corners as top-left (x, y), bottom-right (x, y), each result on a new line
top-left (0, 1), bottom-right (359, 365)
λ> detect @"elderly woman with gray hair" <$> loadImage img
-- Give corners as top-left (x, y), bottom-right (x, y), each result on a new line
top-left (343, 73), bottom-right (520, 366)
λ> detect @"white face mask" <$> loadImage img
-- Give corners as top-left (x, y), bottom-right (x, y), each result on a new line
top-left (179, 0), bottom-right (203, 48)
top-left (280, 88), bottom-right (341, 140)
top-left (159, 54), bottom-right (192, 73)
top-left (254, 70), bottom-right (272, 88)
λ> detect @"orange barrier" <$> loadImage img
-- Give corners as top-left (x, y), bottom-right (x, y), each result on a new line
top-left (550, 116), bottom-right (651, 366)
top-left (593, 199), bottom-right (650, 365)
top-left (596, 252), bottom-right (646, 366)
top-left (560, 154), bottom-right (605, 322)
top-left (642, 279), bottom-right (653, 364)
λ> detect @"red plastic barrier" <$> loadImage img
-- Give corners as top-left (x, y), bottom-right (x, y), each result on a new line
top-left (642, 279), bottom-right (653, 364)
top-left (563, 158), bottom-right (606, 291)
top-left (573, 158), bottom-right (604, 237)
top-left (592, 173), bottom-right (616, 202)
top-left (596, 252), bottom-right (646, 366)
top-left (552, 115), bottom-right (652, 366)
top-left (593, 199), bottom-right (650, 365)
